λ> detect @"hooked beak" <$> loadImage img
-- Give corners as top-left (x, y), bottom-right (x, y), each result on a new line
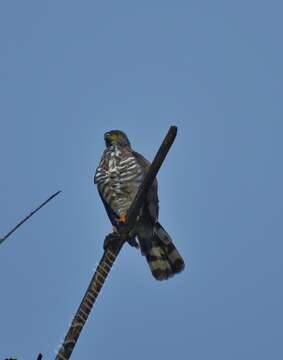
top-left (104, 132), bottom-right (111, 141)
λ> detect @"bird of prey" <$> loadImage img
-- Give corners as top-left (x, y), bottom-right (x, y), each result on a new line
top-left (94, 130), bottom-right (185, 280)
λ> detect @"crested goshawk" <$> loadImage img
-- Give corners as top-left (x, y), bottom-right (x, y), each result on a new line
top-left (94, 130), bottom-right (185, 280)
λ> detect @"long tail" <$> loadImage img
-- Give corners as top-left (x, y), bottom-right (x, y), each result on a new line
top-left (144, 222), bottom-right (185, 281)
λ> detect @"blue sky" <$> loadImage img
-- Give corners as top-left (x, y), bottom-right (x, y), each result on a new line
top-left (0, 1), bottom-right (282, 359)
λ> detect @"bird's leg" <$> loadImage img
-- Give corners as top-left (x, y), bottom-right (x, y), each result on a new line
top-left (118, 213), bottom-right (138, 247)
top-left (103, 231), bottom-right (123, 251)
top-left (118, 213), bottom-right (127, 223)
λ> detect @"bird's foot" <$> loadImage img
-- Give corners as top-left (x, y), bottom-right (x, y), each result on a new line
top-left (104, 232), bottom-right (139, 250)
top-left (104, 232), bottom-right (122, 250)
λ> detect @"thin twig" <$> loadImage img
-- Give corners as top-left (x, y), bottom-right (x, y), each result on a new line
top-left (0, 191), bottom-right (61, 245)
top-left (55, 126), bottom-right (178, 360)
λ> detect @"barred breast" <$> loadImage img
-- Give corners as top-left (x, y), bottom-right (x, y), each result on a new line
top-left (95, 146), bottom-right (144, 217)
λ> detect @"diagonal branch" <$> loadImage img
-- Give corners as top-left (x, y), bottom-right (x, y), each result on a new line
top-left (0, 191), bottom-right (61, 245)
top-left (125, 126), bottom-right (177, 232)
top-left (55, 126), bottom-right (178, 360)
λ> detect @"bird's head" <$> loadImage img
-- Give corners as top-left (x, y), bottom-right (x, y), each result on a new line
top-left (104, 130), bottom-right (131, 148)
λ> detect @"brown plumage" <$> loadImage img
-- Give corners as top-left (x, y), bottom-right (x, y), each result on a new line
top-left (94, 130), bottom-right (185, 280)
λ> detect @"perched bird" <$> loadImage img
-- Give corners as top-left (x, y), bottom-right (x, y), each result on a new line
top-left (94, 130), bottom-right (185, 280)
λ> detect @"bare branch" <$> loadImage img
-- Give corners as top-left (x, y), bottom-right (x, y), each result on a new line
top-left (55, 126), bottom-right (178, 360)
top-left (0, 191), bottom-right (61, 245)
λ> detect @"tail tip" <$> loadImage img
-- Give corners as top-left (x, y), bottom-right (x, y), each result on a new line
top-left (172, 258), bottom-right (185, 274)
top-left (151, 259), bottom-right (185, 281)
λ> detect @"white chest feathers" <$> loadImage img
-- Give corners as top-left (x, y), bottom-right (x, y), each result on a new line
top-left (95, 146), bottom-right (143, 188)
top-left (95, 146), bottom-right (144, 215)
